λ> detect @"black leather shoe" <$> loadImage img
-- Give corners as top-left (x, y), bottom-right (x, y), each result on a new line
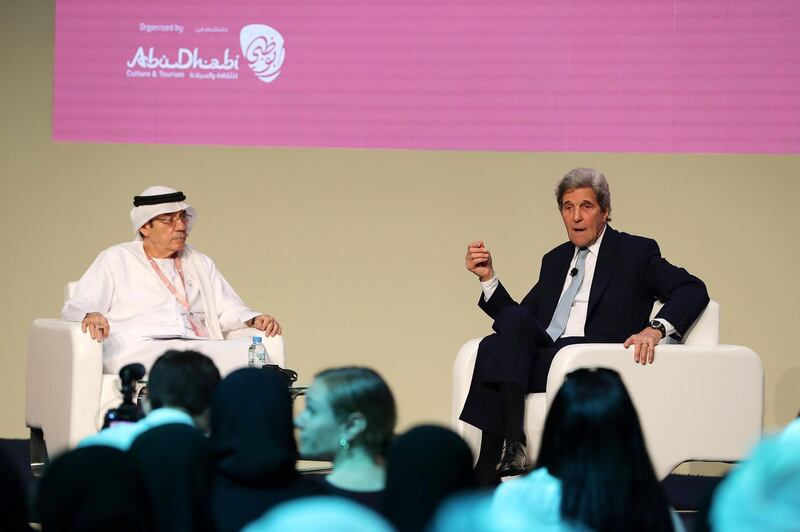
top-left (496, 440), bottom-right (528, 477)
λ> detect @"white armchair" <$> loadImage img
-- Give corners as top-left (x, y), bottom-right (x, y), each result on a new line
top-left (452, 300), bottom-right (764, 479)
top-left (26, 283), bottom-right (286, 461)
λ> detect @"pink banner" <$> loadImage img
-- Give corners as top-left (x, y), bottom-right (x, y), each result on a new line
top-left (54, 0), bottom-right (800, 153)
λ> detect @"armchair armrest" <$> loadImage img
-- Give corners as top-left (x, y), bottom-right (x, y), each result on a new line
top-left (26, 319), bottom-right (104, 457)
top-left (547, 343), bottom-right (764, 478)
top-left (451, 338), bottom-right (483, 453)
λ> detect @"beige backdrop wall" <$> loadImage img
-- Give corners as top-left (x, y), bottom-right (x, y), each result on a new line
top-left (2, 1), bottom-right (799, 447)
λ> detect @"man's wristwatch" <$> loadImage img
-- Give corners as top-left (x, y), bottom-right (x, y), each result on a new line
top-left (649, 319), bottom-right (666, 339)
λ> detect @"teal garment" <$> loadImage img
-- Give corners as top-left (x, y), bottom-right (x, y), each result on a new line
top-left (242, 496), bottom-right (393, 532)
top-left (491, 467), bottom-right (578, 531)
top-left (429, 475), bottom-right (584, 532)
top-left (711, 418), bottom-right (800, 532)
top-left (490, 468), bottom-right (683, 532)
top-left (78, 407), bottom-right (196, 451)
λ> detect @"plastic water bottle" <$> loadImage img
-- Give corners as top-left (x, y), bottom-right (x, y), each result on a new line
top-left (248, 336), bottom-right (268, 368)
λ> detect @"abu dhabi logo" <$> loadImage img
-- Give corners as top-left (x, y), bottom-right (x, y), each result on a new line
top-left (239, 24), bottom-right (285, 83)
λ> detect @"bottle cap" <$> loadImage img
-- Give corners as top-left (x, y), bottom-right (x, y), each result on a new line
top-left (252, 336), bottom-right (262, 343)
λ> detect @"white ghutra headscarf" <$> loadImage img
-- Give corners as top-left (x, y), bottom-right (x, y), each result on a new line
top-left (130, 185), bottom-right (197, 239)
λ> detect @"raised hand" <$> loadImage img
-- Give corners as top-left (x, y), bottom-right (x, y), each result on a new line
top-left (465, 241), bottom-right (495, 282)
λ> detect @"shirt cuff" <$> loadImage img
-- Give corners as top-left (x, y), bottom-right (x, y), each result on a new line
top-left (480, 276), bottom-right (499, 301)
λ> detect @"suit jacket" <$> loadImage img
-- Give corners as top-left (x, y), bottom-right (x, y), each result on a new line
top-left (478, 226), bottom-right (709, 343)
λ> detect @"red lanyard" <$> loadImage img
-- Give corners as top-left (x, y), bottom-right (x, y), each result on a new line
top-left (148, 255), bottom-right (205, 337)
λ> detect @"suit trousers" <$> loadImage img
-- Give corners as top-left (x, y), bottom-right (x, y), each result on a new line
top-left (459, 305), bottom-right (586, 438)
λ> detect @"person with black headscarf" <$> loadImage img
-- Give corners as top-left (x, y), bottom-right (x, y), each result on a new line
top-left (492, 368), bottom-right (681, 532)
top-left (37, 446), bottom-right (155, 532)
top-left (211, 368), bottom-right (315, 532)
top-left (0, 447), bottom-right (31, 532)
top-left (128, 423), bottom-right (215, 532)
top-left (383, 425), bottom-right (478, 532)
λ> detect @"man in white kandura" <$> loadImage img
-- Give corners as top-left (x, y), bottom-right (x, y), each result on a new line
top-left (62, 186), bottom-right (281, 376)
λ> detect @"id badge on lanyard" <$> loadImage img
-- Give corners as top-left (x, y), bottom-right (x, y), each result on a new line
top-left (184, 311), bottom-right (210, 338)
top-left (148, 256), bottom-right (210, 338)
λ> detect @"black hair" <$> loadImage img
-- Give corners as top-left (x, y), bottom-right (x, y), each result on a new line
top-left (147, 350), bottom-right (221, 416)
top-left (536, 368), bottom-right (674, 532)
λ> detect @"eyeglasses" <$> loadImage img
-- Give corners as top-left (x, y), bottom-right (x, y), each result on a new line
top-left (152, 211), bottom-right (192, 226)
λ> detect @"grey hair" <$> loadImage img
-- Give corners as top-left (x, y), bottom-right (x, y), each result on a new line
top-left (555, 167), bottom-right (612, 220)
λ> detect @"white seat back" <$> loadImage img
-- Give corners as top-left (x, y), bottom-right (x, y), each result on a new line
top-left (651, 299), bottom-right (719, 346)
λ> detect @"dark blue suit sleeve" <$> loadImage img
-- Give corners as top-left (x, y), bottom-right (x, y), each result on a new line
top-left (478, 257), bottom-right (547, 321)
top-left (637, 239), bottom-right (709, 337)
top-left (477, 281), bottom-right (518, 320)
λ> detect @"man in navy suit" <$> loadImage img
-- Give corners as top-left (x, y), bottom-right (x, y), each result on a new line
top-left (462, 168), bottom-right (708, 483)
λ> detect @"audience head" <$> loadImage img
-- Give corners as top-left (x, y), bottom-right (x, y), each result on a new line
top-left (295, 366), bottom-right (396, 462)
top-left (242, 496), bottom-right (394, 532)
top-left (146, 349), bottom-right (221, 432)
top-left (710, 417), bottom-right (800, 531)
top-left (0, 447), bottom-right (29, 532)
top-left (129, 424), bottom-right (215, 532)
top-left (211, 367), bottom-right (298, 487)
top-left (384, 425), bottom-right (477, 532)
top-left (38, 446), bottom-right (154, 532)
top-left (536, 367), bottom-right (673, 532)
top-left (431, 492), bottom-right (587, 532)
